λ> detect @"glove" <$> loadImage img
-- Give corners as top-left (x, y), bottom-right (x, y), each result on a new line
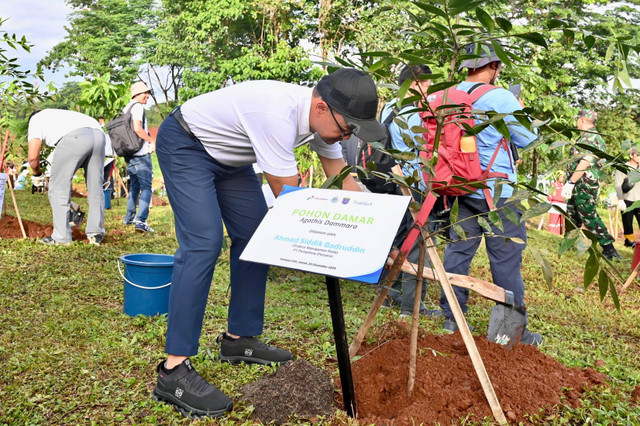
top-left (618, 200), bottom-right (627, 212)
top-left (31, 174), bottom-right (45, 186)
top-left (561, 182), bottom-right (575, 199)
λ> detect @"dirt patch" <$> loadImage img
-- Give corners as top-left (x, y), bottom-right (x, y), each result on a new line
top-left (631, 385), bottom-right (640, 406)
top-left (339, 322), bottom-right (608, 425)
top-left (0, 214), bottom-right (87, 241)
top-left (151, 194), bottom-right (169, 206)
top-left (240, 359), bottom-right (334, 424)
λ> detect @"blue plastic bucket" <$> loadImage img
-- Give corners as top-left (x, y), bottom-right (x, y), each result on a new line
top-left (104, 188), bottom-right (112, 209)
top-left (118, 253), bottom-right (173, 316)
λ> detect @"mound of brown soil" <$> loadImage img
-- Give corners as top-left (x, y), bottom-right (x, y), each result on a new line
top-left (151, 194), bottom-right (169, 206)
top-left (0, 214), bottom-right (87, 241)
top-left (342, 322), bottom-right (608, 425)
top-left (240, 359), bottom-right (334, 424)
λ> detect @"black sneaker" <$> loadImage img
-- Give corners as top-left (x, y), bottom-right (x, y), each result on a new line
top-left (442, 317), bottom-right (475, 333)
top-left (520, 329), bottom-right (543, 347)
top-left (624, 239), bottom-right (636, 248)
top-left (217, 333), bottom-right (293, 365)
top-left (602, 243), bottom-right (622, 260)
top-left (152, 359), bottom-right (233, 419)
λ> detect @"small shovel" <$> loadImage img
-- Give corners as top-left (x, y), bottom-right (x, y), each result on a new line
top-left (487, 303), bottom-right (526, 349)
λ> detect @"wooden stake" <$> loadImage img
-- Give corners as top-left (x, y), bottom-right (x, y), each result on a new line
top-left (407, 236), bottom-right (425, 397)
top-left (621, 259), bottom-right (640, 292)
top-left (3, 163), bottom-right (27, 238)
top-left (607, 208), bottom-right (614, 236)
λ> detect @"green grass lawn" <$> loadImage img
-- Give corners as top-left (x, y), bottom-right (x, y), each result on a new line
top-left (1, 190), bottom-right (639, 424)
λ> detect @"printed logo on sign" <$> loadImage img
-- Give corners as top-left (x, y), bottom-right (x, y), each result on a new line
top-left (307, 195), bottom-right (328, 201)
top-left (330, 197), bottom-right (339, 204)
top-left (354, 200), bottom-right (373, 206)
top-left (244, 348), bottom-right (253, 357)
top-left (175, 388), bottom-right (184, 399)
top-left (342, 198), bottom-right (350, 205)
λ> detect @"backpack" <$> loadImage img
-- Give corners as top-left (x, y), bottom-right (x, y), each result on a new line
top-left (356, 105), bottom-right (400, 194)
top-left (398, 84), bottom-right (514, 256)
top-left (418, 83), bottom-right (512, 201)
top-left (105, 102), bottom-right (146, 158)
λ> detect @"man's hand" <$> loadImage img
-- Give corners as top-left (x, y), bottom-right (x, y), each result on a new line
top-left (561, 182), bottom-right (575, 199)
top-left (618, 199), bottom-right (627, 212)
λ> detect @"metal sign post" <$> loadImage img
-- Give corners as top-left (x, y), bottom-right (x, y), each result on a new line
top-left (325, 275), bottom-right (356, 417)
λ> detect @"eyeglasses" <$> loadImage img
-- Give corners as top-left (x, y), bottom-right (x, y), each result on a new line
top-left (327, 104), bottom-right (354, 137)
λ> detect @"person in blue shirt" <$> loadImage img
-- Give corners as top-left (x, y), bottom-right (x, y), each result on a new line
top-left (435, 43), bottom-right (542, 346)
top-left (378, 64), bottom-right (449, 317)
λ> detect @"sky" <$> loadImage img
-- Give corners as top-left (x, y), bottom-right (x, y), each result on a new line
top-left (1, 1), bottom-right (78, 89)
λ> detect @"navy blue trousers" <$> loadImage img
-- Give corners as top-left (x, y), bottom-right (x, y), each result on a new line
top-left (156, 115), bottom-right (269, 356)
top-left (440, 197), bottom-right (527, 319)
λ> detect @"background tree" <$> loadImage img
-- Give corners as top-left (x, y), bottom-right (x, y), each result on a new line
top-left (39, 0), bottom-right (155, 84)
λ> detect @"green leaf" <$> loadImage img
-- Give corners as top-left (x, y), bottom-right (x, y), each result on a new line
top-left (608, 281), bottom-right (620, 310)
top-left (478, 216), bottom-right (492, 233)
top-left (529, 247), bottom-right (553, 289)
top-left (414, 2), bottom-right (448, 19)
top-left (584, 35), bottom-right (595, 49)
top-left (515, 32), bottom-right (548, 48)
top-left (491, 41), bottom-right (512, 67)
top-left (475, 8), bottom-right (494, 33)
top-left (583, 252), bottom-right (599, 289)
top-left (488, 210), bottom-right (503, 231)
top-left (427, 81), bottom-right (458, 94)
top-left (520, 202), bottom-right (551, 221)
top-left (576, 237), bottom-right (593, 254)
top-left (453, 223), bottom-right (466, 239)
top-left (605, 43), bottom-right (615, 62)
top-left (598, 270), bottom-right (609, 300)
top-left (495, 17), bottom-right (512, 33)
top-left (450, 197), bottom-right (459, 224)
top-left (502, 206), bottom-right (520, 225)
top-left (547, 19), bottom-right (566, 29)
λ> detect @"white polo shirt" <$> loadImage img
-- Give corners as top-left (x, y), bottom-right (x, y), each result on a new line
top-left (28, 109), bottom-right (103, 147)
top-left (180, 80), bottom-right (343, 177)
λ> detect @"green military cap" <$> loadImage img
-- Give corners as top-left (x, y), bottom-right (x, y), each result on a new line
top-left (575, 109), bottom-right (597, 120)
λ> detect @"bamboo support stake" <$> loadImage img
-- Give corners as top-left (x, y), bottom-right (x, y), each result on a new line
top-left (621, 259), bottom-right (640, 292)
top-left (407, 236), bottom-right (425, 397)
top-left (3, 163), bottom-right (27, 239)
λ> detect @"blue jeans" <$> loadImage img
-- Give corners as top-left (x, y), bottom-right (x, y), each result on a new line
top-left (156, 114), bottom-right (269, 356)
top-left (124, 154), bottom-right (153, 223)
top-left (440, 197), bottom-right (527, 320)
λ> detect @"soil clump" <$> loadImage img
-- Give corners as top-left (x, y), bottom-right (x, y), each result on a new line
top-left (240, 359), bottom-right (334, 424)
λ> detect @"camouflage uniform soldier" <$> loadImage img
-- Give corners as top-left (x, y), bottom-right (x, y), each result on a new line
top-left (562, 109), bottom-right (621, 260)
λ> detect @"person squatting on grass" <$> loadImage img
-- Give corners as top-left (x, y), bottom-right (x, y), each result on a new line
top-left (27, 109), bottom-right (107, 246)
top-left (614, 145), bottom-right (640, 248)
top-left (562, 109), bottom-right (621, 260)
top-left (433, 43), bottom-right (543, 345)
top-left (122, 81), bottom-right (156, 233)
top-left (152, 68), bottom-right (386, 418)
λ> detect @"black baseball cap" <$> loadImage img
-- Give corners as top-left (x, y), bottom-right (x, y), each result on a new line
top-left (316, 68), bottom-right (386, 142)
